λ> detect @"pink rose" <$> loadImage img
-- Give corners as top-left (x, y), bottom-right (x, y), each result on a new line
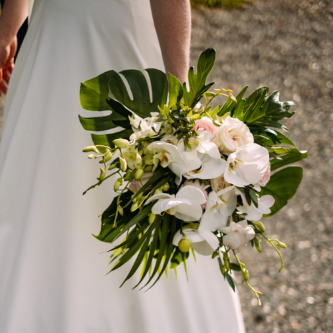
top-left (259, 163), bottom-right (271, 187)
top-left (129, 172), bottom-right (153, 192)
top-left (182, 179), bottom-right (209, 208)
top-left (194, 117), bottom-right (218, 141)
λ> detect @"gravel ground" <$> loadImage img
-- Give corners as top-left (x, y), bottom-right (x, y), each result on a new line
top-left (1, 1), bottom-right (332, 332)
top-left (191, 1), bottom-right (333, 332)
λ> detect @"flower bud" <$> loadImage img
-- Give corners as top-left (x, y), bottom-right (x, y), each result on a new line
top-left (178, 238), bottom-right (191, 253)
top-left (108, 163), bottom-right (117, 170)
top-left (254, 238), bottom-right (262, 253)
top-left (118, 205), bottom-right (124, 216)
top-left (274, 147), bottom-right (288, 155)
top-left (277, 241), bottom-right (287, 249)
top-left (103, 150), bottom-right (112, 163)
top-left (130, 202), bottom-right (139, 212)
top-left (154, 188), bottom-right (163, 195)
top-left (224, 259), bottom-right (230, 271)
top-left (243, 268), bottom-right (249, 281)
top-left (119, 157), bottom-right (127, 172)
top-left (144, 165), bottom-right (153, 172)
top-left (143, 147), bottom-right (150, 155)
top-left (164, 123), bottom-right (173, 134)
top-left (222, 266), bottom-right (228, 275)
top-left (83, 146), bottom-right (100, 154)
top-left (114, 180), bottom-right (121, 191)
top-left (88, 154), bottom-right (96, 159)
top-left (113, 139), bottom-right (129, 149)
top-left (253, 221), bottom-right (265, 233)
top-left (99, 167), bottom-right (106, 181)
top-left (211, 251), bottom-right (218, 259)
top-left (135, 168), bottom-right (144, 180)
top-left (137, 233), bottom-right (142, 240)
top-left (162, 183), bottom-right (170, 192)
top-left (149, 213), bottom-right (156, 225)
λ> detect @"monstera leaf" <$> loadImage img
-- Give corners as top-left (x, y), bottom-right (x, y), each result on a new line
top-left (183, 48), bottom-right (216, 108)
top-left (260, 166), bottom-right (303, 216)
top-left (232, 87), bottom-right (295, 131)
top-left (79, 68), bottom-right (168, 146)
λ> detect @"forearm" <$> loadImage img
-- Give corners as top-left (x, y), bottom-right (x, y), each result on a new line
top-left (0, 0), bottom-right (29, 45)
top-left (150, 0), bottom-right (191, 84)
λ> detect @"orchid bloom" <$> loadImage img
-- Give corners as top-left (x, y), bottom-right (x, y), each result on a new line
top-left (122, 144), bottom-right (142, 170)
top-left (145, 185), bottom-right (207, 221)
top-left (185, 130), bottom-right (227, 180)
top-left (224, 143), bottom-right (269, 187)
top-left (129, 113), bottom-right (162, 141)
top-left (200, 186), bottom-right (237, 231)
top-left (148, 141), bottom-right (201, 185)
top-left (173, 224), bottom-right (219, 256)
top-left (237, 195), bottom-right (275, 221)
top-left (218, 220), bottom-right (255, 250)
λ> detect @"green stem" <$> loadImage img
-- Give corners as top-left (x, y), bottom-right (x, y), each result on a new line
top-left (262, 234), bottom-right (284, 272)
top-left (83, 170), bottom-right (119, 195)
top-left (232, 250), bottom-right (261, 305)
top-left (113, 181), bottom-right (130, 228)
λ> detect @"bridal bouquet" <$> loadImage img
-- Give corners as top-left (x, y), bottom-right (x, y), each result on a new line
top-left (79, 49), bottom-right (306, 302)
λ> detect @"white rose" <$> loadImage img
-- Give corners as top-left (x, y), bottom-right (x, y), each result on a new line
top-left (213, 116), bottom-right (254, 155)
top-left (211, 174), bottom-right (230, 192)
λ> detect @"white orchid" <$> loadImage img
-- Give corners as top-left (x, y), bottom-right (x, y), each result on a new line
top-left (224, 143), bottom-right (269, 187)
top-left (237, 195), bottom-right (275, 221)
top-left (200, 186), bottom-right (237, 231)
top-left (218, 220), bottom-right (255, 249)
top-left (148, 141), bottom-right (201, 185)
top-left (173, 224), bottom-right (219, 256)
top-left (121, 144), bottom-right (142, 170)
top-left (145, 185), bottom-right (207, 221)
top-left (185, 130), bottom-right (228, 180)
top-left (129, 113), bottom-right (163, 141)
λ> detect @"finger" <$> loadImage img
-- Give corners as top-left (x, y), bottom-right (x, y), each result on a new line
top-left (3, 70), bottom-right (10, 84)
top-left (0, 80), bottom-right (8, 94)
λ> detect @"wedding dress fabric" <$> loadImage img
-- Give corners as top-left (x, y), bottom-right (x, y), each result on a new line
top-left (0, 0), bottom-right (245, 332)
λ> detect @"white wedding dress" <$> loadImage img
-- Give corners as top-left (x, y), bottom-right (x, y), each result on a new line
top-left (0, 0), bottom-right (245, 332)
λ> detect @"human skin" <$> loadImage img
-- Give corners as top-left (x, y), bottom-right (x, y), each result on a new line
top-left (150, 0), bottom-right (191, 84)
top-left (0, 0), bottom-right (191, 95)
top-left (0, 0), bottom-right (28, 95)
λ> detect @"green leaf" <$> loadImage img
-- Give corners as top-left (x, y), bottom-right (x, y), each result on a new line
top-left (270, 149), bottom-right (308, 171)
top-left (168, 73), bottom-right (183, 107)
top-left (120, 220), bottom-right (156, 287)
top-left (183, 48), bottom-right (216, 108)
top-left (149, 216), bottom-right (178, 289)
top-left (226, 273), bottom-right (236, 292)
top-left (108, 69), bottom-right (168, 119)
top-left (111, 222), bottom-right (153, 273)
top-left (254, 130), bottom-right (295, 147)
top-left (141, 214), bottom-right (170, 289)
top-left (260, 166), bottom-right (303, 216)
top-left (91, 129), bottom-right (133, 148)
top-left (80, 70), bottom-right (117, 111)
top-left (115, 203), bottom-right (154, 241)
top-left (230, 263), bottom-right (241, 271)
top-left (78, 113), bottom-right (126, 132)
top-left (170, 248), bottom-right (189, 269)
top-left (133, 217), bottom-right (162, 289)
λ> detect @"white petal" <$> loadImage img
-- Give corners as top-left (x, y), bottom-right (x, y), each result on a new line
top-left (188, 156), bottom-right (227, 180)
top-left (145, 193), bottom-right (173, 205)
top-left (200, 210), bottom-right (220, 231)
top-left (191, 241), bottom-right (215, 256)
top-left (224, 168), bottom-right (249, 187)
top-left (175, 202), bottom-right (203, 221)
top-left (259, 195), bottom-right (275, 212)
top-left (151, 199), bottom-right (180, 215)
top-left (177, 186), bottom-right (207, 205)
top-left (218, 226), bottom-right (231, 234)
top-left (223, 233), bottom-right (241, 249)
top-left (197, 230), bottom-right (219, 249)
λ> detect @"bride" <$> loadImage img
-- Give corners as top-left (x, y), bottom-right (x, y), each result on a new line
top-left (0, 0), bottom-right (245, 332)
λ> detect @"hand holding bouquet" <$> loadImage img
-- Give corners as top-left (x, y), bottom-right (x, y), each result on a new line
top-left (79, 49), bottom-right (307, 303)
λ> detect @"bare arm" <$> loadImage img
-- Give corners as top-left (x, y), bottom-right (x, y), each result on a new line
top-left (0, 0), bottom-right (28, 94)
top-left (150, 0), bottom-right (191, 84)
